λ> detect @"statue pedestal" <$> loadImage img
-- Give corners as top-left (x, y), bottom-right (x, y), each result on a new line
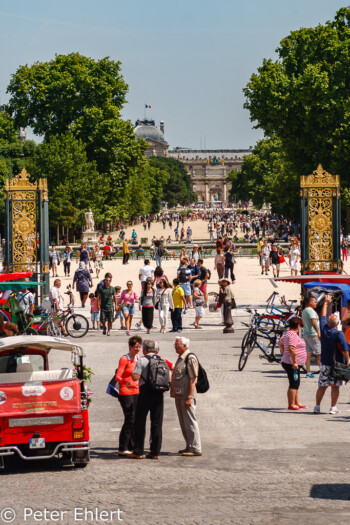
top-left (82, 230), bottom-right (99, 243)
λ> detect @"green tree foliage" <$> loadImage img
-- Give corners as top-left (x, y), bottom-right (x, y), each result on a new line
top-left (149, 157), bottom-right (196, 208)
top-left (228, 137), bottom-right (299, 217)
top-left (242, 7), bottom-right (350, 215)
top-left (26, 132), bottom-right (103, 227)
top-left (6, 53), bottom-right (163, 222)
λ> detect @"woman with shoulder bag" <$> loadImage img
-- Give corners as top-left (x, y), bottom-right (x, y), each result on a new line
top-left (192, 279), bottom-right (205, 329)
top-left (157, 278), bottom-right (174, 333)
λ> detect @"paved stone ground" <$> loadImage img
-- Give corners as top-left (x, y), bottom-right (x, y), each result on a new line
top-left (2, 331), bottom-right (350, 525)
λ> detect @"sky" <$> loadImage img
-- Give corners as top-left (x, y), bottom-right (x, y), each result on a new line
top-left (0, 0), bottom-right (348, 149)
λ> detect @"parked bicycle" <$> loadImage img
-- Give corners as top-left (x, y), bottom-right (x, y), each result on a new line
top-left (17, 286), bottom-right (89, 338)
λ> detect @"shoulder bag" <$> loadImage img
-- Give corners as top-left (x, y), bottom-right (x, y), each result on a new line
top-left (330, 332), bottom-right (350, 382)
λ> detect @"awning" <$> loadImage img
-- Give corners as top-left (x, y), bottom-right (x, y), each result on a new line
top-left (274, 275), bottom-right (350, 285)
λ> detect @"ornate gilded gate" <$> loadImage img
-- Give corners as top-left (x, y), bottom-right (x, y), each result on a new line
top-left (300, 165), bottom-right (341, 274)
top-left (4, 168), bottom-right (50, 296)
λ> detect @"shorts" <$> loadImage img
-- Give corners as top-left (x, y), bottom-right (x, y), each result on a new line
top-left (195, 305), bottom-right (204, 317)
top-left (304, 335), bottom-right (321, 355)
top-left (318, 363), bottom-right (343, 388)
top-left (272, 263), bottom-right (280, 271)
top-left (94, 261), bottom-right (104, 269)
top-left (100, 308), bottom-right (114, 323)
top-left (91, 312), bottom-right (100, 322)
top-left (200, 282), bottom-right (207, 295)
top-left (290, 260), bottom-right (299, 270)
top-left (282, 362), bottom-right (300, 390)
top-left (261, 257), bottom-right (270, 267)
top-left (115, 310), bottom-right (124, 320)
top-left (180, 283), bottom-right (191, 296)
top-left (122, 304), bottom-right (135, 316)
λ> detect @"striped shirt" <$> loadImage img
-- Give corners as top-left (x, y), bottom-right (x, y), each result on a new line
top-left (280, 330), bottom-right (307, 365)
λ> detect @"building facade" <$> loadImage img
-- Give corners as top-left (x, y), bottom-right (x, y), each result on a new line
top-left (134, 119), bottom-right (250, 203)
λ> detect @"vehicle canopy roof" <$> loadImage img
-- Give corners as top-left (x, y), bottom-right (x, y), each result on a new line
top-left (0, 336), bottom-right (83, 356)
top-left (0, 282), bottom-right (44, 291)
top-left (303, 282), bottom-right (350, 307)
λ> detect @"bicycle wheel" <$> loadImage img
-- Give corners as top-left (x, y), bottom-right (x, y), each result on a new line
top-left (65, 314), bottom-right (89, 338)
top-left (257, 316), bottom-right (276, 334)
top-left (238, 329), bottom-right (256, 371)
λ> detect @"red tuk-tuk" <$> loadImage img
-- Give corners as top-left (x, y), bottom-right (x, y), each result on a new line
top-left (0, 336), bottom-right (90, 469)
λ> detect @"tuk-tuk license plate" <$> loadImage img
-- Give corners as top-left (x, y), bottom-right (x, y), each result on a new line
top-left (29, 438), bottom-right (45, 449)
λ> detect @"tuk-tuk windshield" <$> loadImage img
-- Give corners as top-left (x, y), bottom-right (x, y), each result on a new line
top-left (0, 353), bottom-right (45, 373)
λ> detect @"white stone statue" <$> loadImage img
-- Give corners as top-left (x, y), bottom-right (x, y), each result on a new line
top-left (85, 209), bottom-right (95, 231)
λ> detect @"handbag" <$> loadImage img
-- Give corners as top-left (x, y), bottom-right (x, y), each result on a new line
top-left (330, 333), bottom-right (350, 382)
top-left (279, 255), bottom-right (285, 263)
top-left (89, 264), bottom-right (93, 273)
top-left (106, 371), bottom-right (120, 398)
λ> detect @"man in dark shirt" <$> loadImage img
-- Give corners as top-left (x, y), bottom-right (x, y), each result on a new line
top-left (197, 259), bottom-right (209, 307)
top-left (314, 295), bottom-right (349, 414)
top-left (269, 245), bottom-right (281, 278)
top-left (97, 275), bottom-right (117, 336)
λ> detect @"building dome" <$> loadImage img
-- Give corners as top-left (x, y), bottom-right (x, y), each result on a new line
top-left (134, 119), bottom-right (165, 142)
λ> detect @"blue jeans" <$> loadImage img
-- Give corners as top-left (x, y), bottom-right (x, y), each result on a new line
top-left (155, 256), bottom-right (162, 267)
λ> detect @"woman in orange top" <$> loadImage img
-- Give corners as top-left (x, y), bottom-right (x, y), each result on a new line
top-left (115, 335), bottom-right (142, 456)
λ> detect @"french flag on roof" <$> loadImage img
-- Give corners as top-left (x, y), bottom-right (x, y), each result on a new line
top-left (145, 104), bottom-right (151, 108)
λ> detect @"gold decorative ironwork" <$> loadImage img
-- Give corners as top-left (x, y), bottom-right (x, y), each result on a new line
top-left (300, 164), bottom-right (340, 188)
top-left (302, 165), bottom-right (338, 272)
top-left (7, 169), bottom-right (37, 272)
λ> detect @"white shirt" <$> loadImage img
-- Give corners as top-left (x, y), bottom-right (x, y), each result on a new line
top-left (49, 286), bottom-right (64, 311)
top-left (139, 265), bottom-right (154, 282)
top-left (290, 248), bottom-right (300, 263)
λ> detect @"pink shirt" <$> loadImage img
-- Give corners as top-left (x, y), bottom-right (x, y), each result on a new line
top-left (280, 330), bottom-right (307, 365)
top-left (90, 297), bottom-right (99, 313)
top-left (120, 290), bottom-right (138, 305)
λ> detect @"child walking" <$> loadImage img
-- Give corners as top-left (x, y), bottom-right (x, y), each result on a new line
top-left (89, 292), bottom-right (99, 330)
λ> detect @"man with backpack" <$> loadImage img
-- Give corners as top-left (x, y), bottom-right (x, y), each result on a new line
top-left (170, 337), bottom-right (202, 456)
top-left (130, 340), bottom-right (172, 459)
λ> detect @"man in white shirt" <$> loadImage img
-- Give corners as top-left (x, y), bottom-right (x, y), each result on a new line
top-left (138, 260), bottom-right (155, 290)
top-left (49, 279), bottom-right (68, 336)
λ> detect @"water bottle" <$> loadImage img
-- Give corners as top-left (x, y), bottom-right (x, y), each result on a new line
top-left (293, 368), bottom-right (298, 381)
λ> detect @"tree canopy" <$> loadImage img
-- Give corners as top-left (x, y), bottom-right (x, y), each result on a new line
top-left (148, 157), bottom-right (196, 208)
top-left (6, 53), bottom-right (167, 223)
top-left (240, 7), bottom-right (350, 216)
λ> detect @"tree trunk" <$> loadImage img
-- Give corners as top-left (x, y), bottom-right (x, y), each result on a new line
top-left (57, 224), bottom-right (59, 246)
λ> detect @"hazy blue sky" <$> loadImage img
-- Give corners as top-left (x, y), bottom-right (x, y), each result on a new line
top-left (0, 1), bottom-right (347, 149)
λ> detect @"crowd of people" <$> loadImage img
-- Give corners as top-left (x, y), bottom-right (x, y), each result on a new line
top-left (47, 244), bottom-right (236, 336)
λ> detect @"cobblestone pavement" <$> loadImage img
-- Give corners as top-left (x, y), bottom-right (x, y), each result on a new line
top-left (2, 332), bottom-right (350, 525)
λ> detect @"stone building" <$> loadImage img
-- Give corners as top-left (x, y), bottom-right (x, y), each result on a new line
top-left (134, 118), bottom-right (251, 203)
top-left (167, 148), bottom-right (251, 203)
top-left (134, 119), bottom-right (169, 157)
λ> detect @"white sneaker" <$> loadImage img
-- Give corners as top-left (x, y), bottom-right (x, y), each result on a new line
top-left (329, 407), bottom-right (340, 415)
top-left (313, 405), bottom-right (320, 414)
top-left (118, 450), bottom-right (132, 456)
top-left (107, 331), bottom-right (111, 336)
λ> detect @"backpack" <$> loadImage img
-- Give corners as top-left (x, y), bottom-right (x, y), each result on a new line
top-left (207, 269), bottom-right (211, 280)
top-left (178, 267), bottom-right (188, 283)
top-left (145, 354), bottom-right (170, 392)
top-left (158, 244), bottom-right (165, 257)
top-left (185, 353), bottom-right (210, 394)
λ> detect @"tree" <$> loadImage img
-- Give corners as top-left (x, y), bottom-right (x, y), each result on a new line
top-left (229, 137), bottom-right (299, 217)
top-left (149, 157), bottom-right (196, 208)
top-left (243, 7), bottom-right (350, 213)
top-left (6, 53), bottom-right (156, 221)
